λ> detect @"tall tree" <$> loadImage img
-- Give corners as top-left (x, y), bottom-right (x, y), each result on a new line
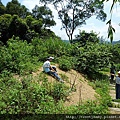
top-left (0, 14), bottom-right (12, 44)
top-left (0, 14), bottom-right (28, 44)
top-left (39, 0), bottom-right (107, 43)
top-left (8, 15), bottom-right (28, 40)
top-left (32, 5), bottom-right (56, 28)
top-left (6, 0), bottom-right (31, 18)
top-left (0, 1), bottom-right (6, 15)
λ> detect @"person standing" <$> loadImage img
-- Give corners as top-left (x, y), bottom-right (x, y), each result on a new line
top-left (116, 71), bottom-right (120, 99)
top-left (43, 57), bottom-right (64, 83)
top-left (110, 63), bottom-right (116, 81)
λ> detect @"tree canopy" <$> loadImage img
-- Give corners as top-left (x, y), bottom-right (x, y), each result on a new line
top-left (6, 0), bottom-right (31, 18)
top-left (32, 5), bottom-right (56, 28)
top-left (0, 1), bottom-right (6, 15)
top-left (73, 30), bottom-right (99, 46)
top-left (0, 0), bottom-right (57, 44)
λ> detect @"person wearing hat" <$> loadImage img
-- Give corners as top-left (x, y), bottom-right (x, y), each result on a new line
top-left (115, 71), bottom-right (120, 99)
top-left (43, 57), bottom-right (64, 83)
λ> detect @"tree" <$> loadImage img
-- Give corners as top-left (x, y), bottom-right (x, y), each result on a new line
top-left (73, 30), bottom-right (99, 46)
top-left (32, 5), bottom-right (56, 28)
top-left (109, 44), bottom-right (120, 64)
top-left (6, 0), bottom-right (31, 18)
top-left (0, 1), bottom-right (6, 15)
top-left (8, 15), bottom-right (28, 40)
top-left (0, 14), bottom-right (28, 44)
top-left (74, 42), bottom-right (112, 78)
top-left (0, 14), bottom-right (12, 44)
top-left (39, 0), bottom-right (107, 43)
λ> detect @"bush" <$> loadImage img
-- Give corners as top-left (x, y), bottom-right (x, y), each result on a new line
top-left (58, 56), bottom-right (73, 71)
top-left (116, 64), bottom-right (120, 71)
top-left (0, 75), bottom-right (65, 114)
top-left (0, 38), bottom-right (39, 74)
top-left (51, 82), bottom-right (68, 101)
top-left (74, 42), bottom-right (112, 76)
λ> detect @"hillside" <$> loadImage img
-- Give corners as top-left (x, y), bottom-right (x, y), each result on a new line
top-left (112, 40), bottom-right (120, 44)
top-left (31, 65), bottom-right (97, 106)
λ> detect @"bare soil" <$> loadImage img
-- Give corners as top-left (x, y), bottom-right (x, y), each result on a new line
top-left (31, 65), bottom-right (97, 106)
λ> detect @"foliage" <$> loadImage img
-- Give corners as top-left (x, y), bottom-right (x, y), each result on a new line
top-left (8, 15), bottom-right (28, 40)
top-left (0, 35), bottom-right (117, 115)
top-left (74, 30), bottom-right (100, 47)
top-left (95, 80), bottom-right (112, 108)
top-left (0, 38), bottom-right (39, 74)
top-left (0, 71), bottom-right (69, 114)
top-left (109, 44), bottom-right (120, 64)
top-left (6, 0), bottom-right (31, 18)
top-left (32, 5), bottom-right (56, 27)
top-left (0, 0), bottom-right (119, 115)
top-left (0, 76), bottom-right (52, 114)
top-left (74, 42), bottom-right (112, 76)
top-left (0, 1), bottom-right (6, 15)
top-left (0, 66), bottom-right (111, 115)
top-left (115, 64), bottom-right (120, 72)
top-left (58, 56), bottom-right (73, 71)
top-left (0, 14), bottom-right (12, 44)
top-left (31, 38), bottom-right (72, 61)
top-left (101, 0), bottom-right (120, 42)
top-left (0, 14), bottom-right (56, 44)
top-left (0, 1), bottom-right (56, 44)
top-left (51, 82), bottom-right (68, 101)
top-left (0, 14), bottom-right (29, 43)
top-left (106, 19), bottom-right (115, 43)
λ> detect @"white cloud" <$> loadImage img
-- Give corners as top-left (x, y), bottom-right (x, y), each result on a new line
top-left (112, 7), bottom-right (120, 17)
top-left (21, 0), bottom-right (40, 11)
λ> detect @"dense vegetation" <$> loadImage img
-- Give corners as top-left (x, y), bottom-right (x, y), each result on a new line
top-left (0, 0), bottom-right (120, 118)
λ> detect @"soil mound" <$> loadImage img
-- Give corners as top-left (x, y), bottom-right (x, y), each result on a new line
top-left (32, 66), bottom-right (97, 106)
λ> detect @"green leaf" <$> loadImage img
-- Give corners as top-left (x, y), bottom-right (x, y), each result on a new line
top-left (112, 27), bottom-right (115, 32)
top-left (106, 19), bottom-right (111, 25)
top-left (107, 21), bottom-right (115, 43)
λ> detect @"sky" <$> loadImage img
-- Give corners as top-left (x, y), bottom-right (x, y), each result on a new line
top-left (2, 0), bottom-right (120, 41)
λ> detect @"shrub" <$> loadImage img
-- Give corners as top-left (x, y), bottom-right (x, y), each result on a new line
top-left (74, 42), bottom-right (112, 77)
top-left (51, 82), bottom-right (68, 101)
top-left (58, 56), bottom-right (74, 71)
top-left (0, 38), bottom-right (39, 74)
top-left (59, 59), bottom-right (71, 71)
top-left (0, 75), bottom-right (65, 114)
top-left (116, 64), bottom-right (120, 71)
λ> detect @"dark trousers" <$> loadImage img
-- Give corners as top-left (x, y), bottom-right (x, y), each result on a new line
top-left (111, 75), bottom-right (114, 80)
top-left (47, 71), bottom-right (61, 81)
top-left (116, 83), bottom-right (120, 99)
